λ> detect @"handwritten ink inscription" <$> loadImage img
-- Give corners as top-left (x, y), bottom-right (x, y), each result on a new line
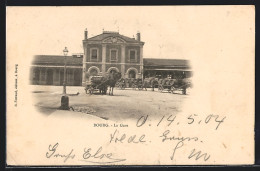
top-left (45, 114), bottom-right (226, 164)
top-left (46, 143), bottom-right (75, 163)
top-left (82, 146), bottom-right (126, 164)
top-left (46, 143), bottom-right (126, 164)
top-left (109, 129), bottom-right (146, 144)
top-left (138, 114), bottom-right (226, 130)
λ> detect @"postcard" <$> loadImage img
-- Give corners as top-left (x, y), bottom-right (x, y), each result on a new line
top-left (6, 6), bottom-right (255, 165)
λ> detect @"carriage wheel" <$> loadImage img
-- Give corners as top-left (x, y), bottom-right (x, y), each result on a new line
top-left (85, 86), bottom-right (90, 94)
top-left (182, 88), bottom-right (187, 95)
top-left (120, 85), bottom-right (125, 90)
top-left (158, 85), bottom-right (163, 92)
top-left (170, 86), bottom-right (176, 94)
top-left (89, 87), bottom-right (94, 95)
top-left (138, 85), bottom-right (143, 90)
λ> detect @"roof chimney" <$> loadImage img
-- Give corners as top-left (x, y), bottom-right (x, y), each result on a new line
top-left (136, 31), bottom-right (141, 41)
top-left (84, 28), bottom-right (88, 40)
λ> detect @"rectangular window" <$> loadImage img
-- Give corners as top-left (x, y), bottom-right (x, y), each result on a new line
top-left (130, 50), bottom-right (137, 62)
top-left (110, 49), bottom-right (117, 61)
top-left (130, 51), bottom-right (136, 60)
top-left (91, 49), bottom-right (98, 60)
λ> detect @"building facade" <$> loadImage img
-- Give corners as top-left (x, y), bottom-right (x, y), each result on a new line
top-left (82, 29), bottom-right (144, 85)
top-left (30, 54), bottom-right (83, 86)
top-left (29, 29), bottom-right (192, 86)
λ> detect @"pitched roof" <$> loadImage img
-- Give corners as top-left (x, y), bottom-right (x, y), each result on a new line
top-left (32, 55), bottom-right (83, 66)
top-left (88, 32), bottom-right (143, 43)
top-left (143, 58), bottom-right (190, 67)
top-left (32, 55), bottom-right (190, 68)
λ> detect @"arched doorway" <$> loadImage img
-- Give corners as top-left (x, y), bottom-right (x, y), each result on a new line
top-left (46, 69), bottom-right (54, 85)
top-left (129, 70), bottom-right (136, 79)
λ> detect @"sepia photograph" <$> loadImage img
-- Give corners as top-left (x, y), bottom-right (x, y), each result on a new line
top-left (6, 6), bottom-right (254, 165)
top-left (30, 28), bottom-right (192, 120)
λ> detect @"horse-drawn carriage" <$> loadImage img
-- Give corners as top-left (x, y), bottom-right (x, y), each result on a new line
top-left (131, 78), bottom-right (143, 90)
top-left (158, 78), bottom-right (192, 94)
top-left (115, 78), bottom-right (126, 89)
top-left (115, 77), bottom-right (159, 91)
top-left (113, 72), bottom-right (192, 95)
top-left (85, 76), bottom-right (108, 94)
top-left (85, 72), bottom-right (122, 95)
top-left (115, 78), bottom-right (142, 90)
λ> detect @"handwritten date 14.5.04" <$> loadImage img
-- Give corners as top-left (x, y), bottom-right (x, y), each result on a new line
top-left (137, 114), bottom-right (226, 130)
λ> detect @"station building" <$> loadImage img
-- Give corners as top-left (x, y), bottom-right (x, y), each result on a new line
top-left (30, 29), bottom-right (191, 86)
top-left (82, 29), bottom-right (144, 85)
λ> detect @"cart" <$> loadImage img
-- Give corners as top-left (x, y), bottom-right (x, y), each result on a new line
top-left (85, 76), bottom-right (108, 95)
top-left (116, 78), bottom-right (126, 89)
top-left (158, 79), bottom-right (175, 93)
top-left (158, 78), bottom-right (191, 95)
top-left (131, 79), bottom-right (143, 90)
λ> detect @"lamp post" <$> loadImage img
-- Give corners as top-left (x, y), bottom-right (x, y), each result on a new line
top-left (60, 47), bottom-right (69, 110)
top-left (63, 47), bottom-right (68, 94)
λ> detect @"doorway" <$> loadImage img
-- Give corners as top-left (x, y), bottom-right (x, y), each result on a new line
top-left (46, 69), bottom-right (53, 85)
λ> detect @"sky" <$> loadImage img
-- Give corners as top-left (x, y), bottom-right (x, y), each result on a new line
top-left (7, 6), bottom-right (254, 61)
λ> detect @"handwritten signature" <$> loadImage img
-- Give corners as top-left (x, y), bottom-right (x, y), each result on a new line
top-left (158, 130), bottom-right (210, 161)
top-left (80, 146), bottom-right (126, 164)
top-left (46, 143), bottom-right (75, 163)
top-left (46, 143), bottom-right (126, 164)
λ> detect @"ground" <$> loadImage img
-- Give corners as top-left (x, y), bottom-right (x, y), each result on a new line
top-left (31, 85), bottom-right (190, 121)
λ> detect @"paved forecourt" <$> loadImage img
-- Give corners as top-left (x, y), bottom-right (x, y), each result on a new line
top-left (31, 85), bottom-right (189, 121)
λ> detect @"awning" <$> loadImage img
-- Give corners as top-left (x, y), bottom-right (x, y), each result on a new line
top-left (144, 68), bottom-right (192, 72)
top-left (31, 65), bottom-right (82, 69)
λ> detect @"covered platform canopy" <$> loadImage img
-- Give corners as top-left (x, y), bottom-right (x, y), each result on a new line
top-left (143, 58), bottom-right (192, 79)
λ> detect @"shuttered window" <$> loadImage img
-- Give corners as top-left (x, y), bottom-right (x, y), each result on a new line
top-left (91, 49), bottom-right (98, 60)
top-left (110, 49), bottom-right (117, 61)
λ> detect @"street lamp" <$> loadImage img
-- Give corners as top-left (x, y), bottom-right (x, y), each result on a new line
top-left (60, 47), bottom-right (70, 110)
top-left (63, 47), bottom-right (68, 94)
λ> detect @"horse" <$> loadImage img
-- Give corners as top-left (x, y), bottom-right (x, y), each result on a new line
top-left (171, 78), bottom-right (192, 95)
top-left (143, 77), bottom-right (158, 91)
top-left (107, 72), bottom-right (122, 96)
top-left (96, 79), bottom-right (108, 94)
top-left (131, 79), bottom-right (139, 90)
